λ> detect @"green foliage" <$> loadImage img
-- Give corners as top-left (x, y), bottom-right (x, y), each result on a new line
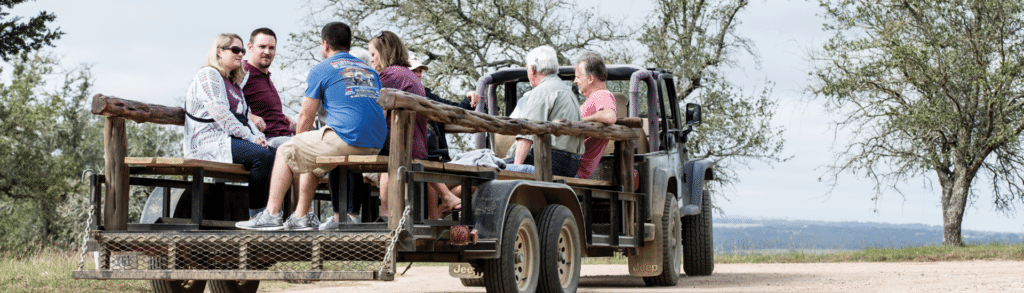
top-left (0, 0), bottom-right (63, 61)
top-left (813, 0), bottom-right (1024, 245)
top-left (640, 0), bottom-right (788, 195)
top-left (0, 53), bottom-right (181, 253)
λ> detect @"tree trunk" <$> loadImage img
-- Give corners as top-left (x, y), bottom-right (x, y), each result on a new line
top-left (939, 167), bottom-right (975, 246)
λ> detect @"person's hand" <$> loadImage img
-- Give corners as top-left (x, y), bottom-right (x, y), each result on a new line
top-left (256, 136), bottom-right (268, 148)
top-left (466, 91), bottom-right (481, 108)
top-left (250, 114), bottom-right (267, 131)
top-left (287, 116), bottom-right (296, 131)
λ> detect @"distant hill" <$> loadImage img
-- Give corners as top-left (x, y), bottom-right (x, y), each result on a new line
top-left (712, 217), bottom-right (1024, 253)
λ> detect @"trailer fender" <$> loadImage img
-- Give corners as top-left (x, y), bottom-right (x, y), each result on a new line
top-left (681, 159), bottom-right (714, 216)
top-left (467, 180), bottom-right (585, 259)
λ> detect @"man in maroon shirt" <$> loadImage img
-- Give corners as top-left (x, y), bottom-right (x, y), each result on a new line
top-left (244, 27), bottom-right (295, 148)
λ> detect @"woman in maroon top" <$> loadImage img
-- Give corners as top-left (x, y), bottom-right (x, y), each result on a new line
top-left (370, 31), bottom-right (461, 220)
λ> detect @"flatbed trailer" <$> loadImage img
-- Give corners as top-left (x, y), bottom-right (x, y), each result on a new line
top-left (73, 65), bottom-right (714, 293)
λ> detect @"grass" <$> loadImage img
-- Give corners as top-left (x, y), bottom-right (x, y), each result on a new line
top-left (0, 248), bottom-right (147, 293)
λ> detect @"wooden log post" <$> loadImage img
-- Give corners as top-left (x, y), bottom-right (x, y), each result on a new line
top-left (103, 117), bottom-right (129, 231)
top-left (613, 132), bottom-right (637, 192)
top-left (91, 94), bottom-right (185, 125)
top-left (387, 109), bottom-right (414, 230)
top-left (534, 134), bottom-right (553, 182)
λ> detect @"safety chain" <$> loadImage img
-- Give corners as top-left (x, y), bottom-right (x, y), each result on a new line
top-left (77, 170), bottom-right (96, 271)
top-left (380, 205), bottom-right (412, 276)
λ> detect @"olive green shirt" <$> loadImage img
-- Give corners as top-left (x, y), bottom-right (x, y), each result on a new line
top-left (516, 74), bottom-right (585, 155)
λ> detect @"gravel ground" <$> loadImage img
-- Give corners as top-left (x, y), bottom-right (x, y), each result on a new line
top-left (269, 260), bottom-right (1023, 292)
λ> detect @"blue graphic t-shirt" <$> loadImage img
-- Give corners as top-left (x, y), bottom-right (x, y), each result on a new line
top-left (304, 52), bottom-right (387, 148)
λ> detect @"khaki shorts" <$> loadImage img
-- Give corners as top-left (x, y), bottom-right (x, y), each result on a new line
top-left (278, 127), bottom-right (380, 177)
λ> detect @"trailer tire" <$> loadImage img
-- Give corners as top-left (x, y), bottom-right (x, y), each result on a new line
top-left (682, 190), bottom-right (714, 276)
top-left (483, 204), bottom-right (539, 293)
top-left (208, 280), bottom-right (260, 293)
top-left (150, 280), bottom-right (207, 293)
top-left (643, 193), bottom-right (681, 286)
top-left (536, 204), bottom-right (581, 293)
top-left (460, 277), bottom-right (484, 287)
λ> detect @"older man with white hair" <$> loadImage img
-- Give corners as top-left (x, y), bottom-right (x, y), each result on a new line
top-left (505, 45), bottom-right (584, 177)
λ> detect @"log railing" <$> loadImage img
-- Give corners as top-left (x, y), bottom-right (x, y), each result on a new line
top-left (91, 89), bottom-right (641, 231)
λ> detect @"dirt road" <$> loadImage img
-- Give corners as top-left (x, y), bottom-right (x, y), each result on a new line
top-left (268, 260), bottom-right (1022, 292)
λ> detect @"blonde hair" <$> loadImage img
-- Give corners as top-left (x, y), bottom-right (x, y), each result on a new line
top-left (202, 33), bottom-right (246, 85)
top-left (368, 31), bottom-right (410, 72)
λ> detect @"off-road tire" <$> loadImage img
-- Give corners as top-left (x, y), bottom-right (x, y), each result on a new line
top-left (460, 277), bottom-right (485, 286)
top-left (682, 190), bottom-right (714, 276)
top-left (208, 280), bottom-right (260, 293)
top-left (643, 193), bottom-right (681, 286)
top-left (536, 205), bottom-right (581, 293)
top-left (482, 204), bottom-right (540, 293)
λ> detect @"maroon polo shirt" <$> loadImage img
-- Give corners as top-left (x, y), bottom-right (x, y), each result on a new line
top-left (243, 61), bottom-right (294, 138)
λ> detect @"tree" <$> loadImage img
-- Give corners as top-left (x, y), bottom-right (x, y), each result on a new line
top-left (640, 0), bottom-right (788, 194)
top-left (0, 0), bottom-right (63, 61)
top-left (812, 0), bottom-right (1024, 245)
top-left (0, 53), bottom-right (181, 253)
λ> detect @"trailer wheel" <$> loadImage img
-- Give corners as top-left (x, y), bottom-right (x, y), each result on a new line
top-left (682, 190), bottom-right (714, 276)
top-left (536, 205), bottom-right (581, 293)
top-left (643, 193), bottom-right (681, 286)
top-left (483, 204), bottom-right (539, 293)
top-left (460, 277), bottom-right (484, 287)
top-left (149, 280), bottom-right (207, 293)
top-left (148, 256), bottom-right (207, 293)
top-left (208, 280), bottom-right (260, 293)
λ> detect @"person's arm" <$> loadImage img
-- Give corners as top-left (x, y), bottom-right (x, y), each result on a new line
top-left (295, 97), bottom-right (321, 134)
top-left (514, 138), bottom-right (532, 165)
top-left (249, 113), bottom-right (267, 131)
top-left (582, 109), bottom-right (616, 125)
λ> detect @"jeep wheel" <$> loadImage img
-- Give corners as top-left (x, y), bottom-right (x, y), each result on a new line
top-left (460, 277), bottom-right (485, 286)
top-left (682, 190), bottom-right (714, 276)
top-left (482, 204), bottom-right (540, 293)
top-left (643, 193), bottom-right (681, 286)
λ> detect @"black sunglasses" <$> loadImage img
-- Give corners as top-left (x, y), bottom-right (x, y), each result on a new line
top-left (220, 46), bottom-right (246, 55)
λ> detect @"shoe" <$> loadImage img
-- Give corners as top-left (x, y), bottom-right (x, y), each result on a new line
top-left (347, 213), bottom-right (361, 224)
top-left (236, 210), bottom-right (284, 230)
top-left (319, 216), bottom-right (340, 230)
top-left (308, 212), bottom-right (321, 227)
top-left (284, 213), bottom-right (318, 231)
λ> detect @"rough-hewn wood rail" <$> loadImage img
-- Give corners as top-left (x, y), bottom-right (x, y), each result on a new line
top-left (376, 88), bottom-right (642, 141)
top-left (91, 90), bottom-right (640, 231)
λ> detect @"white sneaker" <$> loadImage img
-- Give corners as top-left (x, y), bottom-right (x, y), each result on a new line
top-left (347, 213), bottom-right (361, 224)
top-left (319, 216), bottom-right (340, 230)
top-left (283, 213), bottom-right (319, 231)
top-left (236, 210), bottom-right (284, 230)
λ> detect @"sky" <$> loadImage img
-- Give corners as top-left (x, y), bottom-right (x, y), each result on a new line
top-left (8, 0), bottom-right (1023, 234)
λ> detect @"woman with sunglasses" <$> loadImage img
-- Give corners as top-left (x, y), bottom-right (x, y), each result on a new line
top-left (183, 33), bottom-right (276, 218)
top-left (369, 31), bottom-right (461, 220)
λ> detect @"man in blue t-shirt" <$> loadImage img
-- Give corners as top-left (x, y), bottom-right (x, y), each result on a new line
top-left (238, 22), bottom-right (386, 230)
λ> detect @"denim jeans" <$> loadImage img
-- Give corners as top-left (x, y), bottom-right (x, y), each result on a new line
top-left (231, 138), bottom-right (276, 215)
